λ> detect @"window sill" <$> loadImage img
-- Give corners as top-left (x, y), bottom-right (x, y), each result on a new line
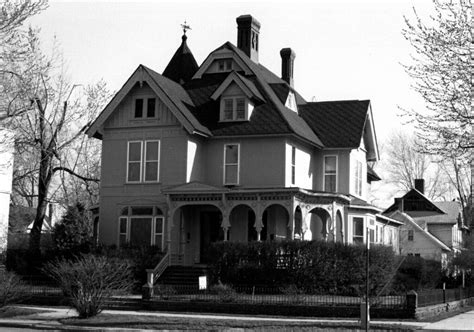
top-left (125, 181), bottom-right (161, 185)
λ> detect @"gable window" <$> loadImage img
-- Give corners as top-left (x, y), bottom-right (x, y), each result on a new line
top-left (224, 144), bottom-right (240, 185)
top-left (354, 160), bottom-right (363, 196)
top-left (353, 217), bottom-right (364, 244)
top-left (324, 156), bottom-right (337, 192)
top-left (127, 140), bottom-right (160, 183)
top-left (408, 229), bottom-right (414, 241)
top-left (218, 59), bottom-right (232, 72)
top-left (291, 146), bottom-right (296, 185)
top-left (221, 97), bottom-right (247, 121)
top-left (134, 97), bottom-right (156, 118)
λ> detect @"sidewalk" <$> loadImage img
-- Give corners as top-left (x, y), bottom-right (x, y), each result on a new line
top-left (2, 305), bottom-right (472, 331)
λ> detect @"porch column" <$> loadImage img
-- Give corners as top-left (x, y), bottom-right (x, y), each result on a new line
top-left (221, 210), bottom-right (231, 241)
top-left (301, 207), bottom-right (310, 240)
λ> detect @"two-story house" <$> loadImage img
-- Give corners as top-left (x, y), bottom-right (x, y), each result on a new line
top-left (384, 179), bottom-right (467, 263)
top-left (86, 15), bottom-right (401, 266)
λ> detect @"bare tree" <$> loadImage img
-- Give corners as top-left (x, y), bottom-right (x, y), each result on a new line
top-left (381, 131), bottom-right (453, 200)
top-left (401, 0), bottom-right (472, 156)
top-left (2, 29), bottom-right (109, 255)
top-left (401, 0), bottom-right (472, 225)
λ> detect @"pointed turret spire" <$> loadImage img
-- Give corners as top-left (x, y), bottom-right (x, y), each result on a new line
top-left (162, 22), bottom-right (198, 85)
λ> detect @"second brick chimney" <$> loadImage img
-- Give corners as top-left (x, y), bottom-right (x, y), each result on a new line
top-left (280, 48), bottom-right (296, 87)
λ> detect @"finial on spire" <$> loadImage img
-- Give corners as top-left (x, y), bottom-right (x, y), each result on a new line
top-left (181, 20), bottom-right (191, 35)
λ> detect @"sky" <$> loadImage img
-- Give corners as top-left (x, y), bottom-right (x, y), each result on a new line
top-left (27, 0), bottom-right (436, 207)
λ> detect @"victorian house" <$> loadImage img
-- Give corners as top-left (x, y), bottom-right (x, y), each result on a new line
top-left (86, 15), bottom-right (401, 270)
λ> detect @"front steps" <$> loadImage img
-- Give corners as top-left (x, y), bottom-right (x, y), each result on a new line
top-left (157, 265), bottom-right (209, 286)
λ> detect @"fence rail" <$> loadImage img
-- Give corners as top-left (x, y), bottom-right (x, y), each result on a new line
top-left (152, 284), bottom-right (406, 308)
top-left (417, 286), bottom-right (473, 307)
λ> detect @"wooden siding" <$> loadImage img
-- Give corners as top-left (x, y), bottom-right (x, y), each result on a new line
top-left (104, 83), bottom-right (179, 129)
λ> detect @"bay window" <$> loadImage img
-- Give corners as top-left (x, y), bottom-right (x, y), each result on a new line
top-left (353, 217), bottom-right (364, 244)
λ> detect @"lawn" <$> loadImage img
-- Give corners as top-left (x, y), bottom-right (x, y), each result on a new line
top-left (62, 313), bottom-right (420, 331)
top-left (0, 306), bottom-right (48, 318)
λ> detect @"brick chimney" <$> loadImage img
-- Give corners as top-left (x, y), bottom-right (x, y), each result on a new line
top-left (414, 179), bottom-right (425, 194)
top-left (280, 48), bottom-right (295, 87)
top-left (236, 15), bottom-right (260, 63)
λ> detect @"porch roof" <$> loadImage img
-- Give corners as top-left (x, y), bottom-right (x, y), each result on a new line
top-left (163, 182), bottom-right (351, 202)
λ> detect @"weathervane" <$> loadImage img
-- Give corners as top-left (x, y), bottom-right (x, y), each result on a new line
top-left (181, 20), bottom-right (191, 35)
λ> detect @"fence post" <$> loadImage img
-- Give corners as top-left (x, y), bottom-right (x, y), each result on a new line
top-left (406, 290), bottom-right (418, 317)
top-left (443, 282), bottom-right (446, 303)
top-left (142, 269), bottom-right (154, 300)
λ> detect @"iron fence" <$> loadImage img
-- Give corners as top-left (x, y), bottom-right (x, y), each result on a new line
top-left (417, 286), bottom-right (474, 307)
top-left (19, 275), bottom-right (62, 297)
top-left (152, 284), bottom-right (406, 308)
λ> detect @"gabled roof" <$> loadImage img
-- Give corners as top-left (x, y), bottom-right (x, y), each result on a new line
top-left (210, 71), bottom-right (264, 101)
top-left (162, 34), bottom-right (199, 84)
top-left (383, 188), bottom-right (445, 215)
top-left (412, 201), bottom-right (462, 225)
top-left (298, 100), bottom-right (370, 149)
top-left (86, 65), bottom-right (211, 139)
top-left (388, 210), bottom-right (451, 251)
top-left (186, 42), bottom-right (323, 147)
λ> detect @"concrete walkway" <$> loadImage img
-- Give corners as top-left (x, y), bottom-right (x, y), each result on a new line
top-left (2, 305), bottom-right (472, 331)
top-left (420, 309), bottom-right (474, 331)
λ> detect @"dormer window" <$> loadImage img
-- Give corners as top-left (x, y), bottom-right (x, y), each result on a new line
top-left (285, 91), bottom-right (297, 113)
top-left (221, 97), bottom-right (252, 121)
top-left (134, 97), bottom-right (156, 118)
top-left (218, 59), bottom-right (233, 72)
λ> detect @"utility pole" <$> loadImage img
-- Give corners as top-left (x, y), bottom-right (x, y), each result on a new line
top-left (361, 226), bottom-right (370, 331)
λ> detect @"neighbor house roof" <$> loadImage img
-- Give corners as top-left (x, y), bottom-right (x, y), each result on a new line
top-left (388, 211), bottom-right (451, 251)
top-left (383, 188), bottom-right (445, 215)
top-left (412, 201), bottom-right (462, 225)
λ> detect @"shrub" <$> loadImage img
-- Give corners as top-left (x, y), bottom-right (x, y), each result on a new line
top-left (208, 240), bottom-right (396, 296)
top-left (44, 254), bottom-right (132, 318)
top-left (210, 282), bottom-right (237, 303)
top-left (93, 244), bottom-right (164, 291)
top-left (154, 284), bottom-right (177, 299)
top-left (0, 271), bottom-right (25, 307)
top-left (392, 256), bottom-right (444, 292)
top-left (280, 284), bottom-right (306, 304)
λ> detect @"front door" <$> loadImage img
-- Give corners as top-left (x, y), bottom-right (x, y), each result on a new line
top-left (200, 211), bottom-right (223, 263)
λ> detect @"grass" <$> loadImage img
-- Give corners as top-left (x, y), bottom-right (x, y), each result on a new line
top-left (62, 313), bottom-right (420, 331)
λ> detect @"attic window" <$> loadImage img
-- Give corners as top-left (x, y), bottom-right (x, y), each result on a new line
top-left (218, 59), bottom-right (233, 72)
top-left (220, 97), bottom-right (253, 121)
top-left (134, 97), bottom-right (156, 118)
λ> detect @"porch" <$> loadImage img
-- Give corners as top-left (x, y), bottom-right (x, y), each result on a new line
top-left (164, 183), bottom-right (351, 266)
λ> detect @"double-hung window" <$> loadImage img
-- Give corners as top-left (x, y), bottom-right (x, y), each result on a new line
top-left (291, 146), bottom-right (296, 185)
top-left (353, 217), bottom-right (364, 244)
top-left (221, 97), bottom-right (246, 121)
top-left (324, 156), bottom-right (337, 192)
top-left (408, 229), bottom-right (414, 241)
top-left (354, 160), bottom-right (363, 196)
top-left (127, 140), bottom-right (160, 183)
top-left (224, 144), bottom-right (240, 185)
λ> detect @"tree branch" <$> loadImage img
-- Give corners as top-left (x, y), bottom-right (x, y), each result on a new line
top-left (52, 167), bottom-right (100, 183)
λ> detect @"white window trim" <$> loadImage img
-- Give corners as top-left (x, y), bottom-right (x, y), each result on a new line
top-left (133, 96), bottom-right (157, 119)
top-left (126, 141), bottom-right (143, 183)
top-left (354, 159), bottom-right (363, 197)
top-left (152, 216), bottom-right (165, 248)
top-left (144, 140), bottom-right (160, 183)
top-left (223, 143), bottom-right (240, 185)
top-left (323, 155), bottom-right (338, 192)
top-left (291, 146), bottom-right (296, 186)
top-left (118, 217), bottom-right (130, 244)
top-left (220, 96), bottom-right (250, 122)
top-left (351, 215), bottom-right (365, 244)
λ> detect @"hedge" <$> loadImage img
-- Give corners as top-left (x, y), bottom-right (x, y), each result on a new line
top-left (207, 240), bottom-right (396, 296)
